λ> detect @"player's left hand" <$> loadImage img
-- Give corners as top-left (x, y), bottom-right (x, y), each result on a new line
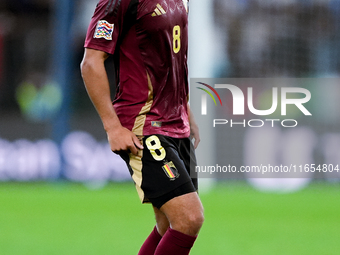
top-left (190, 121), bottom-right (200, 149)
top-left (188, 104), bottom-right (200, 149)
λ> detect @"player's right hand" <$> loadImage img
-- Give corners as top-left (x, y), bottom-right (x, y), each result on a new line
top-left (107, 126), bottom-right (143, 155)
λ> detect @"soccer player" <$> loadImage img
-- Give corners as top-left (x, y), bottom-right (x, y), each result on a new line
top-left (80, 0), bottom-right (204, 254)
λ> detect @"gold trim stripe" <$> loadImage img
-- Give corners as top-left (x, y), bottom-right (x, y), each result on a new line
top-left (129, 152), bottom-right (145, 202)
top-left (132, 72), bottom-right (154, 136)
top-left (130, 72), bottom-right (153, 203)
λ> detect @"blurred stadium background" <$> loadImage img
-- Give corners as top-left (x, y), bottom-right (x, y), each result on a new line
top-left (0, 0), bottom-right (340, 254)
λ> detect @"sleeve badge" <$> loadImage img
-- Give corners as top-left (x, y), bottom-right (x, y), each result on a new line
top-left (94, 20), bottom-right (114, 40)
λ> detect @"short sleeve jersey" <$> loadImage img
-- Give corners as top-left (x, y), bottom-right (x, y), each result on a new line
top-left (84, 0), bottom-right (190, 138)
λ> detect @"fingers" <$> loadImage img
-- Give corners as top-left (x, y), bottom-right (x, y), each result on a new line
top-left (121, 138), bottom-right (139, 156)
top-left (194, 137), bottom-right (200, 149)
top-left (128, 143), bottom-right (138, 155)
top-left (193, 135), bottom-right (200, 149)
top-left (107, 126), bottom-right (145, 155)
top-left (191, 132), bottom-right (200, 149)
top-left (114, 133), bottom-right (143, 156)
top-left (127, 134), bottom-right (143, 156)
top-left (113, 140), bottom-right (138, 155)
top-left (133, 135), bottom-right (144, 150)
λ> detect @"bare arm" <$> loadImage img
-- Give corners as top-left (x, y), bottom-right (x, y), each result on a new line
top-left (80, 48), bottom-right (143, 155)
top-left (187, 104), bottom-right (200, 149)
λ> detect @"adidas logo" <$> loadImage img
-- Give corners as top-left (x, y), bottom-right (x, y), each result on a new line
top-left (151, 3), bottom-right (166, 17)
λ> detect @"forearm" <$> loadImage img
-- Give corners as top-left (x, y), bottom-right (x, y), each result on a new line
top-left (80, 52), bottom-right (121, 132)
top-left (187, 104), bottom-right (197, 127)
top-left (80, 48), bottom-right (143, 154)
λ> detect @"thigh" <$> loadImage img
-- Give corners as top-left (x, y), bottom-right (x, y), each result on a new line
top-left (160, 192), bottom-right (203, 218)
top-left (160, 192), bottom-right (204, 236)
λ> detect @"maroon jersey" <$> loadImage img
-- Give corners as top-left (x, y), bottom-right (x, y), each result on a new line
top-left (85, 0), bottom-right (190, 138)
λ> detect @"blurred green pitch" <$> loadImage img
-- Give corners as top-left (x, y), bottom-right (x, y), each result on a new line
top-left (0, 181), bottom-right (339, 255)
